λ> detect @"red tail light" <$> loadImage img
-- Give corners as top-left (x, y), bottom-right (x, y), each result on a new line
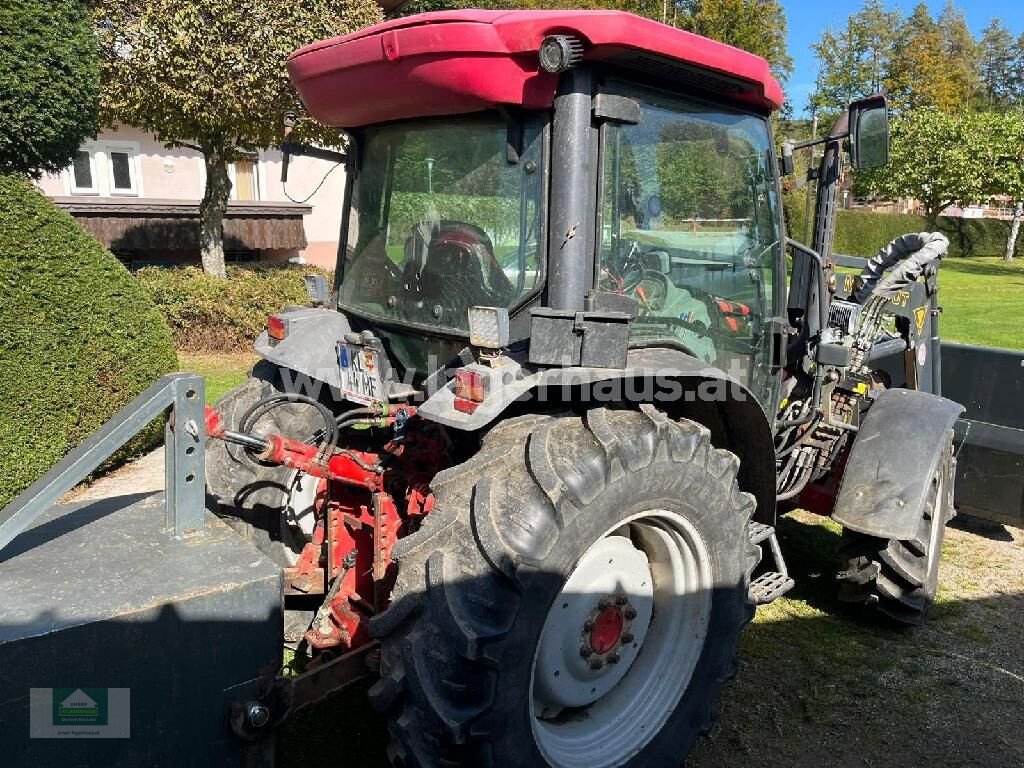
top-left (267, 314), bottom-right (287, 341)
top-left (454, 370), bottom-right (485, 413)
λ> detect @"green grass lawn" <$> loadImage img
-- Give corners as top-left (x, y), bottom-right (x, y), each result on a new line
top-left (937, 257), bottom-right (1024, 350)
top-left (177, 352), bottom-right (256, 403)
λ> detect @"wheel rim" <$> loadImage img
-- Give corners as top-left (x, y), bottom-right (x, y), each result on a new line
top-left (530, 509), bottom-right (713, 768)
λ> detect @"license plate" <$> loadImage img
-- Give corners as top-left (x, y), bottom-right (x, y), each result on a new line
top-left (337, 343), bottom-right (385, 405)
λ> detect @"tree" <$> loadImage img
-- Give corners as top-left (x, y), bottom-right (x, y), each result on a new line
top-left (1014, 34), bottom-right (1024, 108)
top-left (979, 19), bottom-right (1018, 110)
top-left (937, 0), bottom-right (980, 111)
top-left (987, 111), bottom-right (1024, 261)
top-left (95, 0), bottom-right (382, 278)
top-left (886, 4), bottom-right (958, 112)
top-left (855, 109), bottom-right (994, 224)
top-left (0, 0), bottom-right (99, 178)
top-left (808, 0), bottom-right (900, 120)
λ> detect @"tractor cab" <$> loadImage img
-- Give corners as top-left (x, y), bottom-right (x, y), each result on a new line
top-left (286, 10), bottom-right (788, 406)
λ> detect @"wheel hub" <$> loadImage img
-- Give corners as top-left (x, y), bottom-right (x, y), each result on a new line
top-left (533, 535), bottom-right (654, 714)
top-left (589, 603), bottom-right (625, 656)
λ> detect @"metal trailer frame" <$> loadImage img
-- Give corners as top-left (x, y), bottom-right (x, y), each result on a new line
top-left (0, 373), bottom-right (208, 552)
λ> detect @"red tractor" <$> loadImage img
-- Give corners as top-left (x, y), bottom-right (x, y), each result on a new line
top-left (204, 10), bottom-right (971, 766)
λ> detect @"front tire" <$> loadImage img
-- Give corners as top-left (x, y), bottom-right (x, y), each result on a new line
top-left (837, 438), bottom-right (956, 625)
top-left (369, 406), bottom-right (759, 767)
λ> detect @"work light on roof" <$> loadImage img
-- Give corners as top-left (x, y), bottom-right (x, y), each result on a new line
top-left (538, 35), bottom-right (584, 74)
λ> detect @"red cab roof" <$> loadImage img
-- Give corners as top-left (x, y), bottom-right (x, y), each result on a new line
top-left (288, 10), bottom-right (784, 129)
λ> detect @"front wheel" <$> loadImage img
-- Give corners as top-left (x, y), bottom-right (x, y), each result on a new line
top-left (369, 406), bottom-right (759, 767)
top-left (837, 437), bottom-right (956, 625)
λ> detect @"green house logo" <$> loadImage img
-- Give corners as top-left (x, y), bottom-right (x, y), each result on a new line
top-left (52, 688), bottom-right (108, 726)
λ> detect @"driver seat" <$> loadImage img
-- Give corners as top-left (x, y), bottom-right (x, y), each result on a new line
top-left (414, 221), bottom-right (514, 309)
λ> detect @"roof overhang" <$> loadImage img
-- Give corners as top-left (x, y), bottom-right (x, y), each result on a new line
top-left (53, 199), bottom-right (312, 252)
top-left (288, 10), bottom-right (784, 129)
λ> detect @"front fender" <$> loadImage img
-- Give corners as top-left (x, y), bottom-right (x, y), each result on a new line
top-left (832, 388), bottom-right (964, 539)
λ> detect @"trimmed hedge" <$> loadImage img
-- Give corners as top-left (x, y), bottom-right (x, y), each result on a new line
top-left (137, 265), bottom-right (330, 352)
top-left (783, 192), bottom-right (1018, 259)
top-left (0, 174), bottom-right (178, 507)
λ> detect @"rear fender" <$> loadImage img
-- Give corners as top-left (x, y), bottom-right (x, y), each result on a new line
top-left (832, 388), bottom-right (964, 539)
top-left (252, 308), bottom-right (351, 393)
top-left (418, 347), bottom-right (778, 522)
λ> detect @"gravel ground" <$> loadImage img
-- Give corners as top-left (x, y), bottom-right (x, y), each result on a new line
top-left (60, 447), bottom-right (166, 504)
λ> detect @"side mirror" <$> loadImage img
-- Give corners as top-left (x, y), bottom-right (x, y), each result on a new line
top-left (848, 94), bottom-right (889, 170)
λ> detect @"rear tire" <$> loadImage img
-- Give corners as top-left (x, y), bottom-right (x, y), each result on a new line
top-left (837, 438), bottom-right (955, 626)
top-left (369, 406), bottom-right (758, 768)
top-left (205, 361), bottom-right (322, 567)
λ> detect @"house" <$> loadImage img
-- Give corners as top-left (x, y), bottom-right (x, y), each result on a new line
top-left (34, 2), bottom-right (413, 271)
top-left (35, 126), bottom-right (346, 270)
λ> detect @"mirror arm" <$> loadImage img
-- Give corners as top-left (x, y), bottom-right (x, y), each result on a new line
top-left (787, 132), bottom-right (848, 153)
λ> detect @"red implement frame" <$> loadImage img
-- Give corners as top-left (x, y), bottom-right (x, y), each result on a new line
top-left (206, 405), bottom-right (444, 652)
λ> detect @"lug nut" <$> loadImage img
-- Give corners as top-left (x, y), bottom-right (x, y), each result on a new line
top-left (621, 632), bottom-right (634, 644)
top-left (589, 657), bottom-right (605, 671)
top-left (582, 619), bottom-right (595, 632)
top-left (246, 702), bottom-right (270, 729)
top-left (623, 607), bottom-right (637, 620)
top-left (579, 644), bottom-right (593, 658)
top-left (607, 651), bottom-right (621, 665)
top-left (598, 597), bottom-right (613, 610)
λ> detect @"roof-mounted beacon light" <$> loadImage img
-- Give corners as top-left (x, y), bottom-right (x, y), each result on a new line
top-left (538, 35), bottom-right (584, 74)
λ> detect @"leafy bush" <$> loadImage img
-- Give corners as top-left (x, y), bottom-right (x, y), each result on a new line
top-left (0, 174), bottom-right (177, 507)
top-left (137, 265), bottom-right (330, 352)
top-left (783, 193), bottom-right (1018, 259)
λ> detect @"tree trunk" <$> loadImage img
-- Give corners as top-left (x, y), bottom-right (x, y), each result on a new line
top-left (200, 149), bottom-right (231, 279)
top-left (1006, 201), bottom-right (1022, 262)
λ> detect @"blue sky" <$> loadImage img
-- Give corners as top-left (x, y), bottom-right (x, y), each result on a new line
top-left (783, 0), bottom-right (1024, 116)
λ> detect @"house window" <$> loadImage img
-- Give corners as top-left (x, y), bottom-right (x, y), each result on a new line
top-left (230, 156), bottom-right (260, 201)
top-left (108, 149), bottom-right (137, 194)
top-left (70, 150), bottom-right (98, 194)
top-left (67, 142), bottom-right (141, 197)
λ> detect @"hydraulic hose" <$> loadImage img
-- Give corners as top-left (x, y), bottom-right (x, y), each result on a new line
top-left (853, 232), bottom-right (949, 302)
top-left (238, 392), bottom-right (339, 459)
